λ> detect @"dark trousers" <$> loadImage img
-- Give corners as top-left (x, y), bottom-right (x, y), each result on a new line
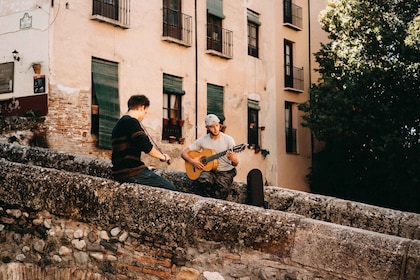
top-left (123, 168), bottom-right (176, 191)
top-left (193, 168), bottom-right (237, 199)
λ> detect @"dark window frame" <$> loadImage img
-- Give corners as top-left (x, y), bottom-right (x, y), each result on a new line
top-left (207, 14), bottom-right (223, 53)
top-left (285, 101), bottom-right (297, 153)
top-left (248, 21), bottom-right (259, 57)
top-left (247, 9), bottom-right (260, 58)
top-left (163, 0), bottom-right (182, 40)
top-left (248, 100), bottom-right (260, 149)
top-left (93, 0), bottom-right (119, 21)
top-left (284, 39), bottom-right (294, 88)
top-left (0, 62), bottom-right (14, 94)
top-left (162, 73), bottom-right (184, 142)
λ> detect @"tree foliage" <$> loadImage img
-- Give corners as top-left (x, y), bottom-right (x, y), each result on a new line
top-left (299, 0), bottom-right (420, 212)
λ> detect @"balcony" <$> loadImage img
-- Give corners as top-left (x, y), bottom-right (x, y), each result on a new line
top-left (283, 1), bottom-right (303, 30)
top-left (162, 8), bottom-right (192, 47)
top-left (285, 127), bottom-right (297, 153)
top-left (285, 66), bottom-right (304, 93)
top-left (206, 25), bottom-right (233, 59)
top-left (91, 0), bottom-right (130, 29)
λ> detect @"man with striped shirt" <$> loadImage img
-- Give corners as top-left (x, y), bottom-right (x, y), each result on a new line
top-left (111, 95), bottom-right (176, 190)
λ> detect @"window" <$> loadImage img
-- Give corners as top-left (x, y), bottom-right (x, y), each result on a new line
top-left (162, 74), bottom-right (184, 142)
top-left (93, 0), bottom-right (118, 20)
top-left (91, 58), bottom-right (120, 149)
top-left (284, 40), bottom-right (294, 88)
top-left (248, 100), bottom-right (260, 149)
top-left (283, 0), bottom-right (303, 30)
top-left (247, 10), bottom-right (260, 58)
top-left (284, 39), bottom-right (304, 91)
top-left (206, 0), bottom-right (233, 58)
top-left (162, 0), bottom-right (192, 46)
top-left (285, 102), bottom-right (297, 153)
top-left (0, 62), bottom-right (14, 94)
top-left (207, 14), bottom-right (223, 53)
top-left (207, 83), bottom-right (225, 122)
top-left (92, 0), bottom-right (130, 28)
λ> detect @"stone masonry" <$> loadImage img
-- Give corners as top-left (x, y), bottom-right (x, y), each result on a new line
top-left (0, 143), bottom-right (419, 279)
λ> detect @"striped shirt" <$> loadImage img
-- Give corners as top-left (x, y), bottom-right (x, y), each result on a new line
top-left (111, 115), bottom-right (153, 181)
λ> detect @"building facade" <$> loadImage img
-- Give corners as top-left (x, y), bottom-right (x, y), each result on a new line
top-left (0, 0), bottom-right (312, 191)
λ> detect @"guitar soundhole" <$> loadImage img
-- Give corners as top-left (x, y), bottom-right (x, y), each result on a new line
top-left (201, 158), bottom-right (207, 165)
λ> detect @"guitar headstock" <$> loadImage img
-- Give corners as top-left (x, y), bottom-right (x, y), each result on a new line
top-left (232, 144), bottom-right (248, 153)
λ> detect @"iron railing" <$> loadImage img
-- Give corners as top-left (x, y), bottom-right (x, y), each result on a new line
top-left (285, 66), bottom-right (304, 91)
top-left (162, 8), bottom-right (192, 46)
top-left (285, 127), bottom-right (297, 153)
top-left (284, 1), bottom-right (303, 29)
top-left (92, 0), bottom-right (130, 28)
top-left (207, 24), bottom-right (233, 58)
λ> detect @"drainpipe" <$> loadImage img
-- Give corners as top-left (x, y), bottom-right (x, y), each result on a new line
top-left (308, 0), bottom-right (315, 186)
top-left (194, 0), bottom-right (198, 139)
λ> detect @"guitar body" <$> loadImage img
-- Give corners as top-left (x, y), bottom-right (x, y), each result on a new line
top-left (185, 149), bottom-right (219, 180)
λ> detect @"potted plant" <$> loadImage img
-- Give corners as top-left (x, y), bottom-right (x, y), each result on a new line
top-left (31, 62), bottom-right (42, 74)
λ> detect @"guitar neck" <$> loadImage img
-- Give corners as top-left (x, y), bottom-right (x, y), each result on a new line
top-left (206, 150), bottom-right (228, 163)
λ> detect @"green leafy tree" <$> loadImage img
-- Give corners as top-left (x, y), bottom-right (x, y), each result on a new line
top-left (300, 0), bottom-right (420, 212)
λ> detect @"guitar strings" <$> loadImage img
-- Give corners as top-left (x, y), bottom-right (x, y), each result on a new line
top-left (139, 121), bottom-right (171, 165)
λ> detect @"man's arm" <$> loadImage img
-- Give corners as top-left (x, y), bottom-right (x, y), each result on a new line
top-left (148, 146), bottom-right (171, 163)
top-left (226, 150), bottom-right (239, 166)
top-left (181, 147), bottom-right (205, 169)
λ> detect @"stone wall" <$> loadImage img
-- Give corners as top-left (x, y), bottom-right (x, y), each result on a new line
top-left (0, 143), bottom-right (418, 240)
top-left (0, 143), bottom-right (419, 279)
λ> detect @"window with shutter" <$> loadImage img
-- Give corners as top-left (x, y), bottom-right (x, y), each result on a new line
top-left (91, 58), bottom-right (120, 149)
top-left (207, 83), bottom-right (225, 122)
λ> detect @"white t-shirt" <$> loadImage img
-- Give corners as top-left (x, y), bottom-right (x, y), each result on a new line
top-left (188, 132), bottom-right (236, 171)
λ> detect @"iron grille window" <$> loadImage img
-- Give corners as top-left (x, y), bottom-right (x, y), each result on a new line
top-left (93, 0), bottom-right (119, 20)
top-left (207, 14), bottom-right (223, 53)
top-left (283, 0), bottom-right (303, 29)
top-left (92, 0), bottom-right (130, 27)
top-left (284, 40), bottom-right (304, 91)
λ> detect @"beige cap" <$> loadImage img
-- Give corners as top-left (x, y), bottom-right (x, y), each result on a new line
top-left (204, 114), bottom-right (220, 126)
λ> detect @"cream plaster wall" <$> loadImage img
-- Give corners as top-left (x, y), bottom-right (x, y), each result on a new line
top-left (0, 0), bottom-right (49, 100)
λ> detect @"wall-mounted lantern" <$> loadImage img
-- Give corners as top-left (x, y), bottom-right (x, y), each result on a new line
top-left (12, 50), bottom-right (20, 61)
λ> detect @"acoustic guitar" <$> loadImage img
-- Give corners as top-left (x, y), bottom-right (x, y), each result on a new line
top-left (185, 144), bottom-right (247, 180)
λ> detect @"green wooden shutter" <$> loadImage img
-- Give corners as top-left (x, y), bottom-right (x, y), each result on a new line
top-left (207, 83), bottom-right (225, 121)
top-left (247, 10), bottom-right (261, 26)
top-left (163, 73), bottom-right (185, 95)
top-left (92, 58), bottom-right (120, 149)
top-left (207, 0), bottom-right (225, 19)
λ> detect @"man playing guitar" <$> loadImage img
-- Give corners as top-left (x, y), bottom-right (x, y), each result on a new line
top-left (181, 114), bottom-right (239, 200)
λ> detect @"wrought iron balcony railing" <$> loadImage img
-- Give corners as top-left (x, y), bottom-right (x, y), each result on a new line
top-left (284, 1), bottom-right (303, 30)
top-left (92, 0), bottom-right (130, 29)
top-left (285, 66), bottom-right (304, 92)
top-left (285, 127), bottom-right (297, 153)
top-left (162, 8), bottom-right (192, 47)
top-left (206, 24), bottom-right (233, 59)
